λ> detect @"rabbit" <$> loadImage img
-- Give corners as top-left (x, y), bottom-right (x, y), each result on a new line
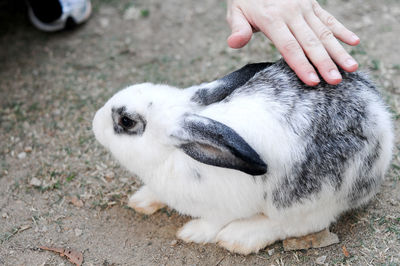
top-left (92, 59), bottom-right (393, 255)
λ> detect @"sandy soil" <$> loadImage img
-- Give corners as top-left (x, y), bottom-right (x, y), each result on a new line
top-left (1, 0), bottom-right (399, 265)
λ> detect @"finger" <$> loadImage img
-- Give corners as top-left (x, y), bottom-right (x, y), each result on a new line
top-left (226, 8), bottom-right (253, 49)
top-left (305, 13), bottom-right (358, 72)
top-left (288, 16), bottom-right (343, 84)
top-left (311, 0), bottom-right (360, 46)
top-left (288, 16), bottom-right (342, 85)
top-left (259, 21), bottom-right (320, 86)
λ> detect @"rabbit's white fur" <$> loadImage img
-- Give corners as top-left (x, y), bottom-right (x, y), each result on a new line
top-left (93, 60), bottom-right (393, 254)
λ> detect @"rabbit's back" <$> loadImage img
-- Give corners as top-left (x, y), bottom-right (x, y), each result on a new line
top-left (223, 60), bottom-right (393, 209)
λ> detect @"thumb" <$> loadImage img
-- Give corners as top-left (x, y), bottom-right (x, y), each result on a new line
top-left (227, 9), bottom-right (253, 49)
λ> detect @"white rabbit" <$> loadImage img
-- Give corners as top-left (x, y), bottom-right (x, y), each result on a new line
top-left (92, 59), bottom-right (393, 254)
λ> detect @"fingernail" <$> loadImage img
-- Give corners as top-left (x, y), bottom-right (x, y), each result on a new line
top-left (329, 69), bottom-right (341, 80)
top-left (345, 58), bottom-right (357, 67)
top-left (351, 34), bottom-right (360, 42)
top-left (309, 72), bottom-right (320, 83)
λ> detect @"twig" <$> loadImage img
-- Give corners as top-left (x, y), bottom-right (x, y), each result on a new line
top-left (215, 256), bottom-right (226, 266)
top-left (0, 225), bottom-right (31, 243)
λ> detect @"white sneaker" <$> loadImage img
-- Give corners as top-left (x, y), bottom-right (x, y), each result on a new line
top-left (28, 0), bottom-right (92, 32)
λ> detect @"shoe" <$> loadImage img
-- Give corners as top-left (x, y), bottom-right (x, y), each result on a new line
top-left (27, 0), bottom-right (92, 32)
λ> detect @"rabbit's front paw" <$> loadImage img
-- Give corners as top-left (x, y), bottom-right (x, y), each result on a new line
top-left (177, 219), bottom-right (222, 244)
top-left (128, 186), bottom-right (166, 215)
top-left (216, 214), bottom-right (277, 255)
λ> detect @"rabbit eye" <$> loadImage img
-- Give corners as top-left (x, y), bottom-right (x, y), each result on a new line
top-left (112, 107), bottom-right (146, 135)
top-left (119, 115), bottom-right (136, 129)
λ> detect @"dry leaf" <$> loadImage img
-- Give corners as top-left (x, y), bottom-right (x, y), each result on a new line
top-left (39, 246), bottom-right (83, 266)
top-left (67, 196), bottom-right (84, 208)
top-left (342, 245), bottom-right (350, 257)
top-left (63, 248), bottom-right (84, 266)
top-left (39, 246), bottom-right (64, 254)
top-left (283, 228), bottom-right (339, 251)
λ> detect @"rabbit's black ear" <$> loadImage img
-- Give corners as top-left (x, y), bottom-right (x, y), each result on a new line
top-left (190, 62), bottom-right (273, 105)
top-left (171, 114), bottom-right (267, 175)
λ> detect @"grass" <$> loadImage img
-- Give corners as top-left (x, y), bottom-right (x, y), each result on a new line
top-left (371, 59), bottom-right (381, 71)
top-left (350, 45), bottom-right (367, 56)
top-left (392, 164), bottom-right (400, 171)
top-left (268, 43), bottom-right (280, 60)
top-left (141, 9), bottom-right (150, 17)
top-left (11, 181), bottom-right (20, 192)
top-left (160, 208), bottom-right (174, 217)
top-left (91, 200), bottom-right (109, 210)
top-left (0, 225), bottom-right (31, 244)
top-left (37, 180), bottom-right (62, 192)
top-left (369, 214), bottom-right (400, 243)
top-left (0, 228), bottom-right (19, 244)
top-left (317, 0), bottom-right (328, 5)
top-left (66, 172), bottom-right (77, 182)
top-left (0, 159), bottom-right (9, 178)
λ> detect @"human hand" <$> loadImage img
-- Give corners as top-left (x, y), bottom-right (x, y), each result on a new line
top-left (226, 0), bottom-right (360, 86)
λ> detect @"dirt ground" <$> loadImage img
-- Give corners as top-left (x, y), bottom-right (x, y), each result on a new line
top-left (0, 0), bottom-right (399, 265)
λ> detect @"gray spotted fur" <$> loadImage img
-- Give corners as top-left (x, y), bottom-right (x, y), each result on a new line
top-left (192, 59), bottom-right (391, 209)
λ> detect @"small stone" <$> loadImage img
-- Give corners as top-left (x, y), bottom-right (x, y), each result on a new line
top-left (267, 248), bottom-right (275, 256)
top-left (99, 18), bottom-right (109, 28)
top-left (23, 121), bottom-right (30, 129)
top-left (104, 171), bottom-right (115, 182)
top-left (99, 6), bottom-right (115, 16)
top-left (29, 177), bottom-right (42, 187)
top-left (170, 240), bottom-right (178, 246)
top-left (362, 16), bottom-right (373, 26)
top-left (119, 177), bottom-right (129, 183)
top-left (123, 6), bottom-right (140, 20)
top-left (17, 152), bottom-right (27, 159)
top-left (68, 196), bottom-right (84, 208)
top-left (124, 37), bottom-right (131, 45)
top-left (2, 213), bottom-right (9, 219)
top-left (53, 109), bottom-right (61, 116)
top-left (24, 146), bottom-right (32, 153)
top-left (316, 255), bottom-right (327, 265)
top-left (75, 228), bottom-right (83, 237)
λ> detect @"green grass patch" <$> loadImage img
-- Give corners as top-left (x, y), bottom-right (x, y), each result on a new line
top-left (66, 172), bottom-right (77, 182)
top-left (371, 59), bottom-right (380, 71)
top-left (141, 9), bottom-right (150, 17)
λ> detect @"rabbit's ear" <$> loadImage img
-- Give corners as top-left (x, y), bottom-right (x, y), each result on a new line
top-left (171, 114), bottom-right (267, 176)
top-left (190, 62), bottom-right (273, 105)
